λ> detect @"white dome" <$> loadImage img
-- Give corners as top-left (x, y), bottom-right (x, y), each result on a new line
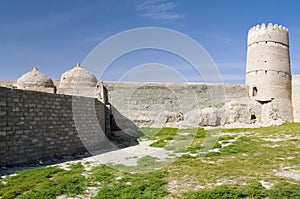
top-left (17, 67), bottom-right (55, 93)
top-left (57, 63), bottom-right (97, 97)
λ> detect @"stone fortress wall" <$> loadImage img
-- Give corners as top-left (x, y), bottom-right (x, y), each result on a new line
top-left (0, 86), bottom-right (107, 166)
top-left (104, 82), bottom-right (250, 128)
top-left (1, 22), bottom-right (300, 166)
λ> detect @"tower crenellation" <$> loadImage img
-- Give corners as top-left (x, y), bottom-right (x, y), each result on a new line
top-left (248, 23), bottom-right (289, 47)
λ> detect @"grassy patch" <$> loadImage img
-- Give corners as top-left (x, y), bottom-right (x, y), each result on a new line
top-left (150, 139), bottom-right (167, 147)
top-left (142, 127), bottom-right (206, 148)
top-left (182, 183), bottom-right (266, 199)
top-left (153, 127), bottom-right (177, 138)
top-left (136, 156), bottom-right (167, 169)
top-left (109, 156), bottom-right (168, 172)
top-left (269, 182), bottom-right (300, 199)
top-left (0, 166), bottom-right (62, 199)
top-left (0, 163), bottom-right (86, 199)
top-left (139, 127), bottom-right (161, 137)
top-left (181, 181), bottom-right (267, 199)
top-left (92, 170), bottom-right (168, 199)
top-left (88, 164), bottom-right (117, 185)
top-left (149, 127), bottom-right (178, 147)
top-left (182, 181), bottom-right (300, 199)
top-left (219, 136), bottom-right (256, 154)
top-left (187, 129), bottom-right (220, 154)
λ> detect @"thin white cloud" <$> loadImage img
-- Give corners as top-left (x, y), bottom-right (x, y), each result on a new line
top-left (137, 0), bottom-right (182, 20)
top-left (138, 0), bottom-right (175, 11)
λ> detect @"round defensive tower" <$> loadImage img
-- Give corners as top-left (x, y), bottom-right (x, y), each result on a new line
top-left (246, 23), bottom-right (293, 121)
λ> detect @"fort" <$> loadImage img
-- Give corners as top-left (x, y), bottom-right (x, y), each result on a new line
top-left (1, 23), bottom-right (299, 167)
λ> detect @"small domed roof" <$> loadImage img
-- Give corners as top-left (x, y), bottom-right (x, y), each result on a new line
top-left (17, 67), bottom-right (55, 88)
top-left (60, 63), bottom-right (97, 86)
top-left (57, 63), bottom-right (97, 96)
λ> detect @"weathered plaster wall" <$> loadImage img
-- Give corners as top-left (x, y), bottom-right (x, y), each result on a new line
top-left (104, 82), bottom-right (249, 128)
top-left (0, 86), bottom-right (106, 167)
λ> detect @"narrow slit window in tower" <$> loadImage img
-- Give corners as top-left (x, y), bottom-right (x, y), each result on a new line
top-left (253, 87), bottom-right (258, 96)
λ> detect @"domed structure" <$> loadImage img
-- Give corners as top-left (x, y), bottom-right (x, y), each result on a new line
top-left (17, 67), bottom-right (55, 93)
top-left (57, 63), bottom-right (97, 97)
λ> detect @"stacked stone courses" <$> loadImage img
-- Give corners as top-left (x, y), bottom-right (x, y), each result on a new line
top-left (0, 86), bottom-right (106, 166)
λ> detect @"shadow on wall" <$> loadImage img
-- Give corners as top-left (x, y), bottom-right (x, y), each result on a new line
top-left (60, 97), bottom-right (143, 158)
top-left (107, 105), bottom-right (143, 149)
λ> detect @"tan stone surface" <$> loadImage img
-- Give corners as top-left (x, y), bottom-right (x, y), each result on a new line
top-left (16, 67), bottom-right (55, 93)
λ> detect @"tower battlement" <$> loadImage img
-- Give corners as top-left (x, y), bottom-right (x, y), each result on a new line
top-left (248, 23), bottom-right (289, 46)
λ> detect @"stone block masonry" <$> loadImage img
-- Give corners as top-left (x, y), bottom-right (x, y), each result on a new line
top-left (0, 86), bottom-right (106, 167)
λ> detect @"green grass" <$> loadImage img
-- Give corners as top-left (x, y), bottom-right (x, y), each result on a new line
top-left (0, 166), bottom-right (63, 199)
top-left (149, 127), bottom-right (178, 147)
top-left (269, 182), bottom-right (300, 199)
top-left (108, 155), bottom-right (169, 172)
top-left (140, 127), bottom-right (207, 148)
top-left (218, 136), bottom-right (257, 154)
top-left (138, 127), bottom-right (161, 137)
top-left (92, 170), bottom-right (168, 199)
top-left (182, 181), bottom-right (300, 199)
top-left (181, 181), bottom-right (267, 199)
top-left (146, 127), bottom-right (207, 148)
top-left (187, 128), bottom-right (221, 154)
top-left (88, 164), bottom-right (117, 185)
top-left (0, 163), bottom-right (87, 199)
top-left (210, 103), bottom-right (224, 108)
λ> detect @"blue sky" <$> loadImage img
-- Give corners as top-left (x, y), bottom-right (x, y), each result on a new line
top-left (1, 0), bottom-right (300, 84)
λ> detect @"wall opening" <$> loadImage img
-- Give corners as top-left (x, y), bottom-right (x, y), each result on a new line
top-left (252, 87), bottom-right (258, 96)
top-left (250, 114), bottom-right (256, 123)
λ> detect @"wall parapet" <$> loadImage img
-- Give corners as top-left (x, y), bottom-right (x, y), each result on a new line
top-left (248, 23), bottom-right (289, 46)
